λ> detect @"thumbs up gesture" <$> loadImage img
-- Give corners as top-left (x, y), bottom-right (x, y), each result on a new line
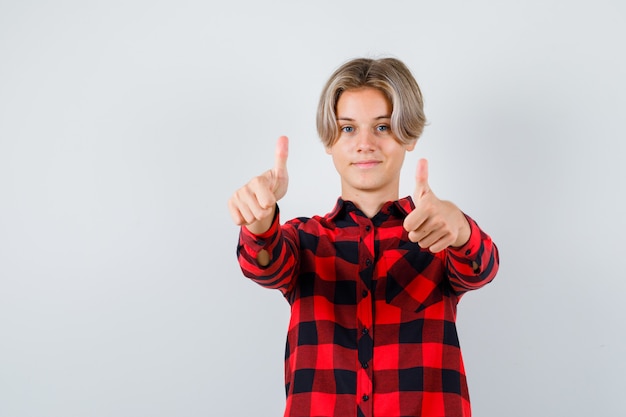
top-left (228, 136), bottom-right (289, 234)
top-left (403, 159), bottom-right (471, 253)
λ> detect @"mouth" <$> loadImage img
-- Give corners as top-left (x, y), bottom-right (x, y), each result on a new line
top-left (352, 160), bottom-right (381, 169)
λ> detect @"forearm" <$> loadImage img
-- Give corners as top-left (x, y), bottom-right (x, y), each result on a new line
top-left (446, 215), bottom-right (499, 294)
top-left (243, 204), bottom-right (278, 265)
top-left (237, 208), bottom-right (299, 295)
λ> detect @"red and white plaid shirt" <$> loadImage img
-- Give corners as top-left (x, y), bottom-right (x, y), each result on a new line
top-left (237, 197), bottom-right (499, 417)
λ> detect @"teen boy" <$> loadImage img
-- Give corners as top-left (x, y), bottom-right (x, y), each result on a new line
top-left (228, 57), bottom-right (499, 417)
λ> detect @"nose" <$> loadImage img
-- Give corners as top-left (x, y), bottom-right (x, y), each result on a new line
top-left (356, 130), bottom-right (376, 152)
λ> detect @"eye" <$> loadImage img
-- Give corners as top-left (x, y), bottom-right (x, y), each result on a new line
top-left (341, 126), bottom-right (354, 133)
top-left (376, 124), bottom-right (390, 132)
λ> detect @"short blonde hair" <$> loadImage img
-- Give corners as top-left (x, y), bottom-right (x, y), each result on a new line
top-left (316, 57), bottom-right (427, 147)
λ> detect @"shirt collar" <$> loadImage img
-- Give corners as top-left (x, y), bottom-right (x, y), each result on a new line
top-left (327, 196), bottom-right (415, 220)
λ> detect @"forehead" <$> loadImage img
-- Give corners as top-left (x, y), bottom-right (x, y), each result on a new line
top-left (336, 87), bottom-right (391, 118)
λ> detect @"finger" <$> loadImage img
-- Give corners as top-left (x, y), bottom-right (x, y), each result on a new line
top-left (228, 191), bottom-right (256, 225)
top-left (427, 231), bottom-right (455, 253)
top-left (403, 209), bottom-right (427, 235)
top-left (405, 212), bottom-right (439, 243)
top-left (229, 194), bottom-right (264, 226)
top-left (428, 237), bottom-right (451, 253)
top-left (408, 227), bottom-right (448, 252)
top-left (253, 177), bottom-right (278, 209)
top-left (231, 184), bottom-right (276, 224)
top-left (273, 135), bottom-right (289, 174)
top-left (244, 182), bottom-right (277, 219)
top-left (403, 193), bottom-right (435, 233)
top-left (420, 230), bottom-right (448, 252)
top-left (413, 158), bottom-right (430, 199)
top-left (238, 200), bottom-right (274, 226)
top-left (227, 197), bottom-right (247, 225)
top-left (406, 219), bottom-right (434, 244)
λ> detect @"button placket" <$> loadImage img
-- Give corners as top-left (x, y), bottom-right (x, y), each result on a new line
top-left (356, 217), bottom-right (374, 415)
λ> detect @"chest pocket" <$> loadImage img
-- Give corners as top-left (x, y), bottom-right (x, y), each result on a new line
top-left (377, 247), bottom-right (444, 314)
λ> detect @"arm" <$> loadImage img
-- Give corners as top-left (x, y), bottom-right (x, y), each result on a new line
top-left (445, 215), bottom-right (499, 295)
top-left (403, 159), bottom-right (499, 294)
top-left (228, 136), bottom-right (299, 295)
top-left (228, 136), bottom-right (289, 265)
top-left (236, 207), bottom-right (300, 296)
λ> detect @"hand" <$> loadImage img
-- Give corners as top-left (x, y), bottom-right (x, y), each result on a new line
top-left (228, 136), bottom-right (289, 234)
top-left (403, 159), bottom-right (471, 252)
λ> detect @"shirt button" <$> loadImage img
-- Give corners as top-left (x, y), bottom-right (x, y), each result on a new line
top-left (362, 394), bottom-right (369, 401)
top-left (362, 290), bottom-right (368, 298)
top-left (365, 259), bottom-right (372, 266)
top-left (362, 362), bottom-right (368, 369)
top-left (362, 328), bottom-right (369, 335)
top-left (465, 249), bottom-right (471, 255)
top-left (365, 225), bottom-right (371, 232)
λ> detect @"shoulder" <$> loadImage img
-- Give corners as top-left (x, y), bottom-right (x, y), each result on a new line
top-left (283, 199), bottom-right (343, 231)
top-left (284, 215), bottom-right (334, 231)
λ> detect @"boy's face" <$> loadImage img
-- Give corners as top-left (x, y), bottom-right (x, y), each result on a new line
top-left (326, 87), bottom-right (415, 202)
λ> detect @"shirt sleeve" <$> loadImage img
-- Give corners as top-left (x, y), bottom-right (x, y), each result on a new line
top-left (236, 206), bottom-right (299, 296)
top-left (445, 214), bottom-right (500, 295)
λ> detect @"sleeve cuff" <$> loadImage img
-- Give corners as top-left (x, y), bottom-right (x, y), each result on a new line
top-left (239, 205), bottom-right (281, 254)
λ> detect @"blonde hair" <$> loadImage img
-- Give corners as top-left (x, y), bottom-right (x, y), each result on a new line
top-left (316, 57), bottom-right (426, 147)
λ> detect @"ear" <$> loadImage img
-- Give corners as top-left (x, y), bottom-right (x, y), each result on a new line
top-left (325, 145), bottom-right (333, 155)
top-left (405, 139), bottom-right (417, 152)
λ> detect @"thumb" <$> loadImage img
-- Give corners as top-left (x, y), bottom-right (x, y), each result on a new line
top-left (413, 158), bottom-right (430, 199)
top-left (273, 135), bottom-right (289, 174)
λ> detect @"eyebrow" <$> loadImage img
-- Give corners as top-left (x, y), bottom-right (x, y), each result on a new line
top-left (336, 115), bottom-right (391, 121)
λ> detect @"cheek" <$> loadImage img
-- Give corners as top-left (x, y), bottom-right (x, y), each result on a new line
top-left (330, 155), bottom-right (344, 176)
top-left (385, 149), bottom-right (407, 168)
top-left (330, 152), bottom-right (343, 168)
top-left (329, 148), bottom-right (352, 172)
top-left (327, 141), bottom-right (351, 158)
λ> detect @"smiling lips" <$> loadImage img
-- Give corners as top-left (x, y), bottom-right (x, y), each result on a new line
top-left (353, 160), bottom-right (381, 169)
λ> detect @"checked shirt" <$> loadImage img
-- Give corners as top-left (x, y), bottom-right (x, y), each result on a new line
top-left (237, 197), bottom-right (499, 417)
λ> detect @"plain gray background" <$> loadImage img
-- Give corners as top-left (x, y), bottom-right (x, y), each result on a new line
top-left (1, 1), bottom-right (625, 416)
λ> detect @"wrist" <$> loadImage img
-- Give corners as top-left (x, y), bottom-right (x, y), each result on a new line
top-left (452, 213), bottom-right (471, 248)
top-left (243, 205), bottom-right (277, 235)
